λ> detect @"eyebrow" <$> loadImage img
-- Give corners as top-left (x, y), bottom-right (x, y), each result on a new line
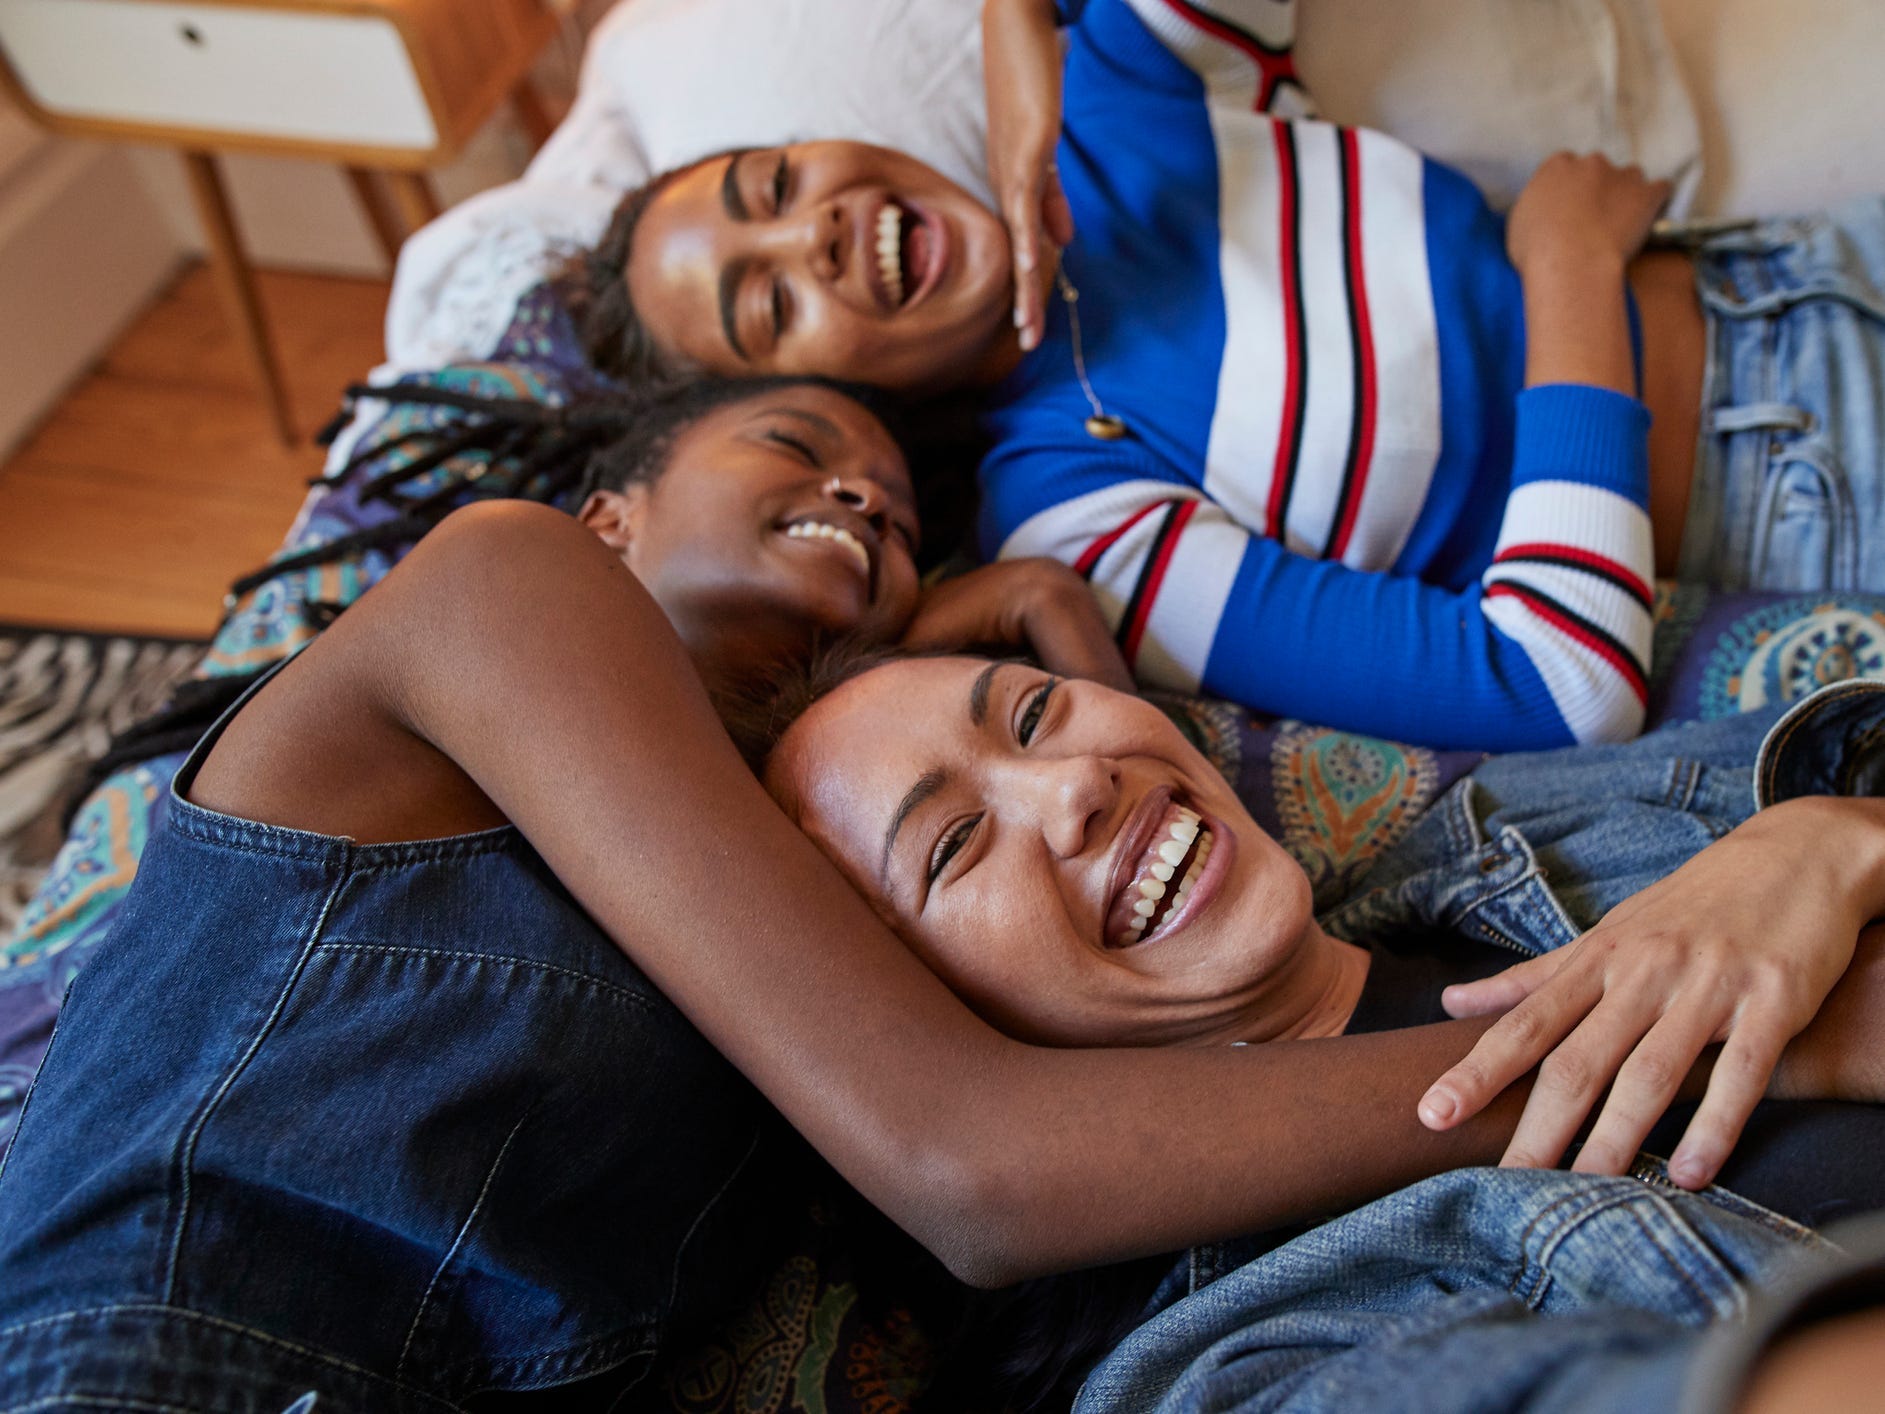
top-left (879, 768), bottom-right (948, 890)
top-left (719, 152), bottom-right (749, 222)
top-left (877, 662), bottom-right (1013, 891)
top-left (969, 659), bottom-right (1007, 728)
top-left (717, 257), bottom-right (752, 363)
top-left (763, 406), bottom-right (842, 438)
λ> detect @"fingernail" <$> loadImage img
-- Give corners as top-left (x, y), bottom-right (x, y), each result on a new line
top-left (1014, 307), bottom-right (1026, 329)
top-left (1419, 1093), bottom-right (1456, 1127)
top-left (1019, 327), bottom-right (1039, 353)
top-left (1669, 1155), bottom-right (1703, 1187)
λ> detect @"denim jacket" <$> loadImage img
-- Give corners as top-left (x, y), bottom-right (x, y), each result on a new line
top-left (1079, 682), bottom-right (1885, 1414)
top-left (1320, 680), bottom-right (1885, 957)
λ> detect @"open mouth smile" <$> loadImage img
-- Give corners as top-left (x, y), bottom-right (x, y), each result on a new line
top-left (1103, 794), bottom-right (1227, 948)
top-left (782, 517), bottom-right (878, 601)
top-left (868, 198), bottom-right (947, 312)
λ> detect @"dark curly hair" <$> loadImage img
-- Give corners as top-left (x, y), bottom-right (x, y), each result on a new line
top-left (567, 149), bottom-right (745, 385)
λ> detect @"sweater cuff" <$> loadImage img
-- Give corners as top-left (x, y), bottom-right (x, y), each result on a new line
top-left (1511, 384), bottom-right (1651, 506)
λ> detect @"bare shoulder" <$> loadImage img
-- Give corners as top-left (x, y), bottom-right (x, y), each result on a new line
top-left (189, 503), bottom-right (686, 840)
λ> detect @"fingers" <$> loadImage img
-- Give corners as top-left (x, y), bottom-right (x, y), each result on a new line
top-left (1566, 1004), bottom-right (1719, 1176)
top-left (1043, 170), bottom-right (1076, 248)
top-left (1420, 956), bottom-right (1602, 1129)
top-left (1665, 1023), bottom-right (1789, 1188)
top-left (1495, 994), bottom-right (1661, 1170)
top-left (1021, 592), bottom-right (1134, 690)
top-left (1007, 187), bottom-right (1048, 352)
top-left (1440, 950), bottom-right (1565, 1019)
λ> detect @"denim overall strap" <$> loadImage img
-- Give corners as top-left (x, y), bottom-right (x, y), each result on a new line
top-left (0, 657), bottom-right (778, 1409)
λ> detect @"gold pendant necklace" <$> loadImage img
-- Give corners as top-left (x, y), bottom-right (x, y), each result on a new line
top-left (1054, 266), bottom-right (1130, 441)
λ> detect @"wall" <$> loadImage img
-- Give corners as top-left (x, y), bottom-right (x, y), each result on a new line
top-left (0, 0), bottom-right (612, 458)
top-left (0, 98), bottom-right (183, 459)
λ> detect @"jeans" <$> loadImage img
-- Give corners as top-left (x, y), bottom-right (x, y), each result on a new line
top-left (0, 674), bottom-right (781, 1410)
top-left (1679, 198), bottom-right (1885, 591)
top-left (1076, 1165), bottom-right (1831, 1414)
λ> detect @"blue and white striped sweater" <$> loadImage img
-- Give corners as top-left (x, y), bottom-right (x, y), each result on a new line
top-left (978, 0), bottom-right (1654, 751)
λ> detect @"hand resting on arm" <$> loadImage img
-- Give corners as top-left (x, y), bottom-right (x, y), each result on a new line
top-left (1424, 795), bottom-right (1885, 1190)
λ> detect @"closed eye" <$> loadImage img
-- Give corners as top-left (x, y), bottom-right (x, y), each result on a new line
top-left (929, 814), bottom-right (982, 884)
top-left (770, 279), bottom-right (789, 341)
top-left (1017, 678), bottom-right (1058, 746)
top-left (763, 429), bottom-right (820, 465)
top-left (771, 153), bottom-right (790, 212)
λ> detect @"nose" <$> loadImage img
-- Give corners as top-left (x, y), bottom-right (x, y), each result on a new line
top-left (1001, 752), bottom-right (1118, 860)
top-left (822, 474), bottom-right (890, 534)
top-left (775, 201), bottom-right (845, 284)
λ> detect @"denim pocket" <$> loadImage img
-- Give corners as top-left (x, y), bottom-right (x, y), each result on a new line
top-left (1754, 438), bottom-right (1857, 590)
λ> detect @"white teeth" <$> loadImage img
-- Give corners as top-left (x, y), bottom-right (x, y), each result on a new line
top-left (876, 204), bottom-right (904, 306)
top-left (784, 521), bottom-right (870, 577)
top-left (1118, 822), bottom-right (1214, 947)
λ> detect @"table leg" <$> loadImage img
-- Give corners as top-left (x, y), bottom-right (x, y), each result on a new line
top-left (387, 171), bottom-right (442, 235)
top-left (345, 167), bottom-right (405, 268)
top-left (182, 150), bottom-right (295, 447)
top-left (510, 75), bottom-right (557, 150)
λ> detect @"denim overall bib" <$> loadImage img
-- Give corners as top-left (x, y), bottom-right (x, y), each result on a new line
top-left (0, 669), bottom-right (777, 1411)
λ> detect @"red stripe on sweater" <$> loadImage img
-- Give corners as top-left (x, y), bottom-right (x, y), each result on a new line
top-left (1494, 542), bottom-right (1654, 606)
top-left (1486, 583), bottom-right (1648, 707)
top-left (1074, 501), bottom-right (1169, 577)
top-left (1153, 0), bottom-right (1298, 110)
top-left (1327, 127), bottom-right (1379, 562)
top-left (1122, 500), bottom-right (1200, 666)
top-left (1264, 122), bottom-right (1304, 541)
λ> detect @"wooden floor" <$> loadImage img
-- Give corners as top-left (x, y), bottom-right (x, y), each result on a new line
top-left (0, 263), bottom-right (392, 639)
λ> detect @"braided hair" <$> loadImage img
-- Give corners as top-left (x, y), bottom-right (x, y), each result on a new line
top-left (67, 372), bottom-right (929, 817)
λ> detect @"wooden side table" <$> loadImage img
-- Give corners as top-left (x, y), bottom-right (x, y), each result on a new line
top-left (0, 0), bottom-right (560, 443)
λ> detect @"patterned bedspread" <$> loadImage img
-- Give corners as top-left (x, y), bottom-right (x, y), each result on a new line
top-left (6, 281), bottom-right (1885, 1411)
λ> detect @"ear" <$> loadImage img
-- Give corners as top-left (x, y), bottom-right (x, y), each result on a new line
top-left (577, 487), bottom-right (651, 557)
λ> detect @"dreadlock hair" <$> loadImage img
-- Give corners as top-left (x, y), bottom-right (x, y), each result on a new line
top-left (68, 371), bottom-right (945, 819)
top-left (566, 149), bottom-right (744, 385)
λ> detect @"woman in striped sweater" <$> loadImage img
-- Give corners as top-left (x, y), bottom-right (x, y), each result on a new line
top-left (575, 0), bottom-right (1885, 752)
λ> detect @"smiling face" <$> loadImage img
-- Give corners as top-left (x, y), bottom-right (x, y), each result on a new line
top-left (581, 384), bottom-right (921, 669)
top-left (766, 656), bottom-right (1324, 1048)
top-left (626, 142), bottom-right (1014, 393)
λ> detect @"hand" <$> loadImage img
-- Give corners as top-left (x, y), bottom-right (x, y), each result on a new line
top-left (1772, 922), bottom-right (1885, 1106)
top-left (1506, 151), bottom-right (1671, 278)
top-left (1418, 797), bottom-right (1885, 1189)
top-left (900, 558), bottom-right (1133, 690)
top-left (983, 0), bottom-right (1075, 352)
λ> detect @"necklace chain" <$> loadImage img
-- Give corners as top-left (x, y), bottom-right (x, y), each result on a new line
top-left (1054, 265), bottom-right (1128, 440)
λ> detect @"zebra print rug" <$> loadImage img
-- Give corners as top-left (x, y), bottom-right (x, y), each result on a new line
top-left (0, 626), bottom-right (203, 940)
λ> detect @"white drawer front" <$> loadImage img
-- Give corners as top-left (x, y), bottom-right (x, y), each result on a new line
top-left (0, 0), bottom-right (437, 149)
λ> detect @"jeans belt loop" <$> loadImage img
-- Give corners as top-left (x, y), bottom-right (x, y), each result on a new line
top-left (1707, 402), bottom-right (1816, 436)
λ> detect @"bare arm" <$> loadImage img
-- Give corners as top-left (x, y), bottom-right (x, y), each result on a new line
top-left (212, 502), bottom-right (1533, 1286)
top-left (1509, 152), bottom-right (1671, 394)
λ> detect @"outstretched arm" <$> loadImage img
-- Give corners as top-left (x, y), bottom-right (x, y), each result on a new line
top-left (261, 501), bottom-right (1542, 1286)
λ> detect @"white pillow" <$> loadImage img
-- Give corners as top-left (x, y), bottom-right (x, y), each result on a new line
top-left (388, 0), bottom-right (1700, 365)
top-left (1295, 0), bottom-right (1701, 215)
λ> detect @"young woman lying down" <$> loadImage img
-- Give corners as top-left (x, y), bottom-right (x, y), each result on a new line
top-left (575, 0), bottom-right (1885, 752)
top-left (755, 651), bottom-right (1885, 1220)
